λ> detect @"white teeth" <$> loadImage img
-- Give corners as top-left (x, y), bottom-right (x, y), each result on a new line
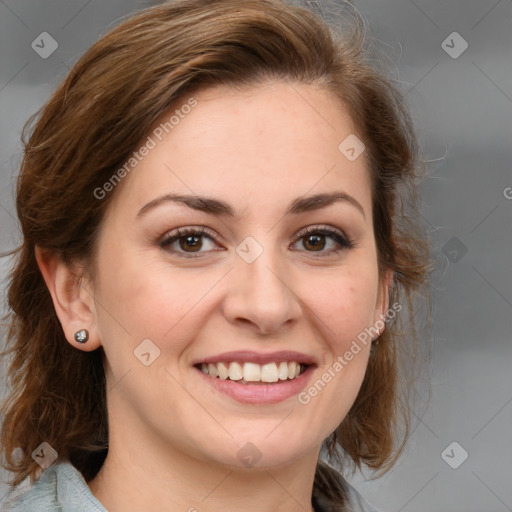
top-left (207, 363), bottom-right (218, 378)
top-left (217, 362), bottom-right (229, 380)
top-left (278, 362), bottom-right (288, 380)
top-left (289, 361), bottom-right (297, 378)
top-left (199, 361), bottom-right (306, 382)
top-left (228, 362), bottom-right (243, 381)
top-left (243, 362), bottom-right (261, 382)
top-left (261, 363), bottom-right (279, 382)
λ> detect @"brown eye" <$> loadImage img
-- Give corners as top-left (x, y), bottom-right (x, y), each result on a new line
top-left (291, 225), bottom-right (355, 256)
top-left (160, 227), bottom-right (220, 258)
top-left (302, 233), bottom-right (326, 251)
top-left (179, 235), bottom-right (203, 252)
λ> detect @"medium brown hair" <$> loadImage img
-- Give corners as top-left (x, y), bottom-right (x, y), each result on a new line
top-left (1, 0), bottom-right (431, 505)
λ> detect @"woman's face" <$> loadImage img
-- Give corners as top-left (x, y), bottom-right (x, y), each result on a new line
top-left (87, 82), bottom-right (391, 470)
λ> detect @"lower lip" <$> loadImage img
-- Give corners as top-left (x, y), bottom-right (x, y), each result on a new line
top-left (195, 366), bottom-right (315, 404)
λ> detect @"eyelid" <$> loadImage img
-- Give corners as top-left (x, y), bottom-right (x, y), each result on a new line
top-left (160, 225), bottom-right (218, 242)
top-left (291, 224), bottom-right (355, 254)
top-left (159, 225), bottom-right (224, 256)
top-left (293, 223), bottom-right (350, 240)
top-left (158, 223), bottom-right (354, 258)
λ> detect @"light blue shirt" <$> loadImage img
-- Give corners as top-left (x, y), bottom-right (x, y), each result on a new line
top-left (2, 460), bottom-right (381, 511)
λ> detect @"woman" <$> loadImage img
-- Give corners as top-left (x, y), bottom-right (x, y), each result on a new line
top-left (0, 0), bottom-right (431, 510)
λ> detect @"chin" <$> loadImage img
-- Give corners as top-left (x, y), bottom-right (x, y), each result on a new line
top-left (196, 430), bottom-right (319, 471)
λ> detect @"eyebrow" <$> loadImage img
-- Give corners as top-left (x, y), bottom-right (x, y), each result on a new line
top-left (136, 191), bottom-right (365, 220)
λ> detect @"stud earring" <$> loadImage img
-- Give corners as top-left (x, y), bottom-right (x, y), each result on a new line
top-left (74, 329), bottom-right (89, 344)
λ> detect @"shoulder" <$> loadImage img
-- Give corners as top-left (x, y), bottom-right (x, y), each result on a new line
top-left (1, 461), bottom-right (107, 512)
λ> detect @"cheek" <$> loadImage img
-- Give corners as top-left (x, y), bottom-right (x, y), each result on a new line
top-left (298, 264), bottom-right (379, 352)
top-left (293, 269), bottom-right (377, 435)
top-left (93, 249), bottom-right (222, 353)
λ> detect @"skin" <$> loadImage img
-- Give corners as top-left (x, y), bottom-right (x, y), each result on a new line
top-left (37, 81), bottom-right (392, 512)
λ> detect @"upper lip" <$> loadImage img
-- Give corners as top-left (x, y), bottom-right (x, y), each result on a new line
top-left (192, 350), bottom-right (317, 366)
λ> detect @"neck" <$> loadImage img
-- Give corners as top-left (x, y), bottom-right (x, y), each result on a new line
top-left (88, 413), bottom-right (319, 512)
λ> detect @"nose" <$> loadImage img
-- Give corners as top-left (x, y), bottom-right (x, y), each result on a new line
top-left (222, 243), bottom-right (302, 335)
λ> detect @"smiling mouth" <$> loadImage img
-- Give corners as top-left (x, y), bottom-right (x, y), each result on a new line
top-left (194, 361), bottom-right (310, 384)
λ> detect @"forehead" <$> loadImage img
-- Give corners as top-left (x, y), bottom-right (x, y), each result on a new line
top-left (105, 81), bottom-right (372, 220)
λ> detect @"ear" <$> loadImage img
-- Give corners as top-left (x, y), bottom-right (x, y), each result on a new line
top-left (372, 268), bottom-right (395, 339)
top-left (35, 246), bottom-right (101, 352)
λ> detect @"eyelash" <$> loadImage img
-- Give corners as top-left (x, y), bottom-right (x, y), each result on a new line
top-left (159, 225), bottom-right (355, 259)
top-left (295, 225), bottom-right (355, 255)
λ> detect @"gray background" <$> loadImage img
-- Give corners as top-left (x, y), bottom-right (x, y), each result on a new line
top-left (0, 0), bottom-right (511, 511)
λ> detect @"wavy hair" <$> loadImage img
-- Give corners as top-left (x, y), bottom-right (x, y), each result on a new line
top-left (1, 0), bottom-right (432, 506)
